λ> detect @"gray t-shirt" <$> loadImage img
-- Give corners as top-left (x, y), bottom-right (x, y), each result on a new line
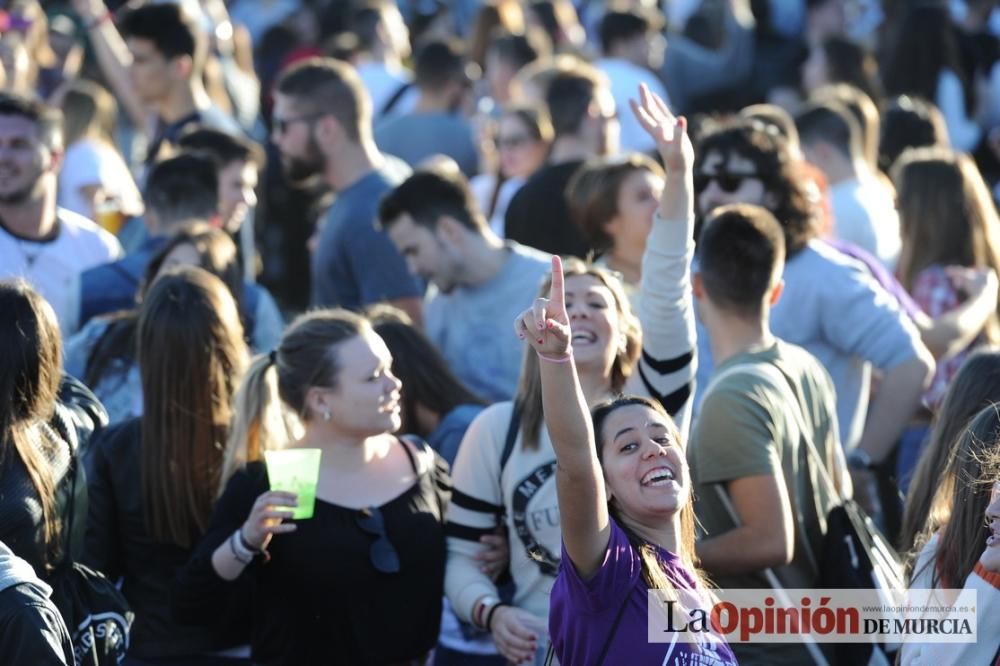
top-left (374, 112), bottom-right (479, 177)
top-left (311, 158), bottom-right (421, 309)
top-left (424, 242), bottom-right (550, 401)
top-left (695, 239), bottom-right (923, 450)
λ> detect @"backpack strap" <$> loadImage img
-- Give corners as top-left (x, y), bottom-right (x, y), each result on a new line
top-left (498, 401), bottom-right (522, 481)
top-left (380, 81), bottom-right (412, 116)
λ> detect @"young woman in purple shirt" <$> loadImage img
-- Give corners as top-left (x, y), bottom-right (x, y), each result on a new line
top-left (513, 87), bottom-right (737, 666)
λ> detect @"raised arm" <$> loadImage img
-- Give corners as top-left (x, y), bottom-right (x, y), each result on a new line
top-left (71, 0), bottom-right (149, 129)
top-left (516, 256), bottom-right (608, 578)
top-left (624, 85), bottom-right (698, 437)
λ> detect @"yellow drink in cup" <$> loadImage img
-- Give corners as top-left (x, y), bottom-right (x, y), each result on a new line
top-left (264, 449), bottom-right (322, 519)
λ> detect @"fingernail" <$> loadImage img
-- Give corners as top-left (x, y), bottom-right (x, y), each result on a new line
top-left (537, 338), bottom-right (544, 344)
top-left (547, 321), bottom-right (554, 328)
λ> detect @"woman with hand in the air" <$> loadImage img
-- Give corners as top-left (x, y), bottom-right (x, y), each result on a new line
top-left (517, 88), bottom-right (737, 666)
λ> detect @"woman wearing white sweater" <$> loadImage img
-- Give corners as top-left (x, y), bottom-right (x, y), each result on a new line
top-left (902, 405), bottom-right (1000, 665)
top-left (444, 84), bottom-right (697, 665)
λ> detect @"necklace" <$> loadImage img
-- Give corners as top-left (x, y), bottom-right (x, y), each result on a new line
top-left (15, 238), bottom-right (45, 269)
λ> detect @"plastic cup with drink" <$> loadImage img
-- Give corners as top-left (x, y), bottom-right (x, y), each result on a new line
top-left (264, 449), bottom-right (322, 519)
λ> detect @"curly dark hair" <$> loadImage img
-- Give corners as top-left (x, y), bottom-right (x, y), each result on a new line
top-left (695, 119), bottom-right (819, 256)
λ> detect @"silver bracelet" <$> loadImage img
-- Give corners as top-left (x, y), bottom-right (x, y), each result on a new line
top-left (229, 530), bottom-right (254, 564)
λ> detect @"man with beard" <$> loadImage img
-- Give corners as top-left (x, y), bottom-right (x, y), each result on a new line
top-left (379, 168), bottom-right (550, 401)
top-left (272, 57), bottom-right (422, 321)
top-left (0, 92), bottom-right (121, 333)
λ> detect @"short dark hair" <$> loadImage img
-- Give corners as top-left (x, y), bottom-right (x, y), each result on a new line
top-left (350, 2), bottom-right (384, 51)
top-left (276, 57), bottom-right (370, 142)
top-left (177, 126), bottom-right (265, 169)
top-left (144, 154), bottom-right (219, 229)
top-left (378, 169), bottom-right (486, 233)
top-left (414, 38), bottom-right (469, 91)
top-left (545, 60), bottom-right (605, 137)
top-left (488, 31), bottom-right (543, 70)
top-left (121, 3), bottom-right (205, 74)
top-left (879, 95), bottom-right (947, 173)
top-left (0, 92), bottom-right (63, 150)
top-left (796, 101), bottom-right (861, 159)
top-left (599, 9), bottom-right (658, 54)
top-left (697, 119), bottom-right (818, 256)
top-left (697, 204), bottom-right (786, 318)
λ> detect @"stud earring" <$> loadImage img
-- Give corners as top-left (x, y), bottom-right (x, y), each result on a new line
top-left (323, 410), bottom-right (331, 422)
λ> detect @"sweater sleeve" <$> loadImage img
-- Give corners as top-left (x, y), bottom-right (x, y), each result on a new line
top-left (901, 534), bottom-right (1000, 665)
top-left (443, 403), bottom-right (508, 623)
top-left (624, 210), bottom-right (697, 438)
top-left (170, 464), bottom-right (265, 623)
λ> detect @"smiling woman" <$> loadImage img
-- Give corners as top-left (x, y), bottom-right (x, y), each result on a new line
top-left (174, 308), bottom-right (452, 665)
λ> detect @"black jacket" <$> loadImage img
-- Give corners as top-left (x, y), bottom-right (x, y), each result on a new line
top-left (83, 418), bottom-right (249, 659)
top-left (0, 541), bottom-right (73, 665)
top-left (0, 376), bottom-right (107, 578)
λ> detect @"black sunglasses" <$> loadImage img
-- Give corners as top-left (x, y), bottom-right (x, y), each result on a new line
top-left (693, 171), bottom-right (763, 194)
top-left (272, 112), bottom-right (326, 135)
top-left (356, 507), bottom-right (401, 574)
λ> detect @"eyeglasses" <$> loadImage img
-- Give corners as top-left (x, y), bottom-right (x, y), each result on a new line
top-left (355, 507), bottom-right (400, 574)
top-left (693, 171), bottom-right (764, 194)
top-left (495, 134), bottom-right (534, 150)
top-left (272, 112), bottom-right (326, 135)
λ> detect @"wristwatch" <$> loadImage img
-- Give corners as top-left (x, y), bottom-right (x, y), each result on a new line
top-left (474, 595), bottom-right (500, 629)
top-left (847, 448), bottom-right (876, 471)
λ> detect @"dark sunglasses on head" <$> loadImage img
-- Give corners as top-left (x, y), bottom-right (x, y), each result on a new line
top-left (694, 171), bottom-right (763, 194)
top-left (356, 507), bottom-right (401, 574)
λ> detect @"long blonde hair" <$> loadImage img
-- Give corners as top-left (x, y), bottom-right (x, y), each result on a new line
top-left (515, 258), bottom-right (641, 450)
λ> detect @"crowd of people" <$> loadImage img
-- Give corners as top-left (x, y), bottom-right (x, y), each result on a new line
top-left (2, 0), bottom-right (1000, 665)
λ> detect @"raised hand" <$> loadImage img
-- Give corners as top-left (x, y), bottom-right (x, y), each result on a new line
top-left (514, 255), bottom-right (571, 360)
top-left (629, 83), bottom-right (693, 177)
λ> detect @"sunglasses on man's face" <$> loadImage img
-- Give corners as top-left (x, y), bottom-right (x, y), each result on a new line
top-left (693, 171), bottom-right (763, 194)
top-left (356, 507), bottom-right (401, 574)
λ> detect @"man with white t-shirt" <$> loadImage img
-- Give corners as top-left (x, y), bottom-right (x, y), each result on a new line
top-left (0, 92), bottom-right (121, 333)
top-left (595, 9), bottom-right (670, 154)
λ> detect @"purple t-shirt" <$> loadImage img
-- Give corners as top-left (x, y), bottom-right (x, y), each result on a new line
top-left (549, 519), bottom-right (738, 666)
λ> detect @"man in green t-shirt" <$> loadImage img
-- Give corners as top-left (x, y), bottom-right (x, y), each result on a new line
top-left (689, 204), bottom-right (850, 665)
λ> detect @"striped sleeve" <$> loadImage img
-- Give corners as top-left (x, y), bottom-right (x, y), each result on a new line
top-left (625, 210), bottom-right (698, 439)
top-left (443, 402), bottom-right (511, 623)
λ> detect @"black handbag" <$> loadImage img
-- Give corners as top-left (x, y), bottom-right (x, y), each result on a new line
top-left (48, 397), bottom-right (135, 666)
top-left (706, 362), bottom-right (904, 666)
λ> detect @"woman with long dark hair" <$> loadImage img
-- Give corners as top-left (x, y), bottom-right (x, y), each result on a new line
top-left (903, 406), bottom-right (1000, 664)
top-left (83, 266), bottom-right (250, 664)
top-left (0, 280), bottom-right (71, 578)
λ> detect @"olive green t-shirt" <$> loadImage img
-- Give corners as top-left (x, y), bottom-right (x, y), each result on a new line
top-left (689, 341), bottom-right (842, 664)
top-left (691, 339), bottom-right (842, 587)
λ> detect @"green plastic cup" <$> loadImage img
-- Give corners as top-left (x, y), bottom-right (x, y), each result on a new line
top-left (264, 448), bottom-right (322, 519)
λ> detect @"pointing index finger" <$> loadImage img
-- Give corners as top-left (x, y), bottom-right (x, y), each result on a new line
top-left (549, 255), bottom-right (565, 314)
